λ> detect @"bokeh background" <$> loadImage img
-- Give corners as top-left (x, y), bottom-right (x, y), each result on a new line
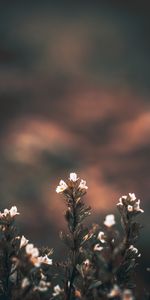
top-left (0, 1), bottom-right (149, 294)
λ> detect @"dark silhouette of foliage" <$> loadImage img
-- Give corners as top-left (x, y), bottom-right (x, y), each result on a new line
top-left (0, 173), bottom-right (149, 300)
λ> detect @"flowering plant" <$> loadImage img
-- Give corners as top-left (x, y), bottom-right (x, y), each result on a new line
top-left (0, 173), bottom-right (148, 300)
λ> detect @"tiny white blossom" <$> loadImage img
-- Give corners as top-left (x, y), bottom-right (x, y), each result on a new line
top-left (10, 206), bottom-right (19, 217)
top-left (53, 285), bottom-right (63, 296)
top-left (94, 244), bottom-right (103, 251)
top-left (38, 255), bottom-right (52, 265)
top-left (20, 235), bottom-right (29, 248)
top-left (117, 197), bottom-right (123, 206)
top-left (56, 180), bottom-right (68, 193)
top-left (104, 214), bottom-right (115, 227)
top-left (129, 245), bottom-right (138, 254)
top-left (129, 193), bottom-right (136, 201)
top-left (97, 231), bottom-right (106, 243)
top-left (108, 285), bottom-right (121, 298)
top-left (134, 199), bottom-right (144, 213)
top-left (21, 277), bottom-right (30, 288)
top-left (127, 205), bottom-right (133, 212)
top-left (78, 179), bottom-right (88, 190)
top-left (3, 209), bottom-right (9, 216)
top-left (69, 172), bottom-right (78, 182)
top-left (2, 206), bottom-right (19, 218)
top-left (26, 243), bottom-right (39, 257)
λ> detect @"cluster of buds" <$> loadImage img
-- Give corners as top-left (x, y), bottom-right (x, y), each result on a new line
top-left (25, 243), bottom-right (52, 267)
top-left (117, 193), bottom-right (144, 214)
top-left (108, 285), bottom-right (134, 300)
top-left (94, 215), bottom-right (116, 252)
top-left (56, 172), bottom-right (88, 194)
top-left (22, 273), bottom-right (51, 293)
top-left (0, 206), bottom-right (19, 220)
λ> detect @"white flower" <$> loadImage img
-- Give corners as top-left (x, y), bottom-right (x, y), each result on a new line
top-left (78, 179), bottom-right (88, 190)
top-left (21, 277), bottom-right (30, 288)
top-left (25, 243), bottom-right (39, 257)
top-left (94, 244), bottom-right (103, 251)
top-left (129, 193), bottom-right (136, 201)
top-left (38, 255), bottom-right (52, 265)
top-left (134, 199), bottom-right (144, 213)
top-left (53, 285), bottom-right (63, 296)
top-left (20, 235), bottom-right (29, 248)
top-left (69, 172), bottom-right (78, 182)
top-left (117, 197), bottom-right (123, 206)
top-left (10, 206), bottom-right (19, 217)
top-left (25, 243), bottom-right (42, 267)
top-left (97, 231), bottom-right (105, 243)
top-left (108, 285), bottom-right (121, 298)
top-left (3, 209), bottom-right (9, 216)
top-left (127, 205), bottom-right (133, 212)
top-left (56, 180), bottom-right (68, 193)
top-left (129, 245), bottom-right (138, 254)
top-left (2, 206), bottom-right (19, 218)
top-left (104, 214), bottom-right (115, 227)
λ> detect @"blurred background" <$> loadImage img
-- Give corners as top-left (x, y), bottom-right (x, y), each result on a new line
top-left (0, 1), bottom-right (149, 294)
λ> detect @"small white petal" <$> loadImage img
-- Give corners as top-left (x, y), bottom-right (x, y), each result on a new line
top-left (38, 255), bottom-right (52, 265)
top-left (69, 173), bottom-right (78, 182)
top-left (116, 197), bottom-right (123, 206)
top-left (94, 244), bottom-right (103, 251)
top-left (104, 214), bottom-right (115, 227)
top-left (10, 206), bottom-right (20, 217)
top-left (53, 285), bottom-right (63, 296)
top-left (56, 180), bottom-right (68, 193)
top-left (78, 179), bottom-right (88, 190)
top-left (129, 193), bottom-right (136, 201)
top-left (20, 235), bottom-right (29, 248)
top-left (129, 245), bottom-right (138, 254)
top-left (134, 200), bottom-right (144, 213)
top-left (22, 277), bottom-right (30, 288)
top-left (97, 231), bottom-right (105, 243)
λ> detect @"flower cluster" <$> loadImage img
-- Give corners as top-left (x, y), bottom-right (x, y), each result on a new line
top-left (56, 172), bottom-right (88, 193)
top-left (0, 205), bottom-right (19, 219)
top-left (117, 193), bottom-right (144, 214)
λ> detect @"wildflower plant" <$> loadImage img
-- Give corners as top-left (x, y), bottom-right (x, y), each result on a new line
top-left (0, 172), bottom-right (148, 300)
